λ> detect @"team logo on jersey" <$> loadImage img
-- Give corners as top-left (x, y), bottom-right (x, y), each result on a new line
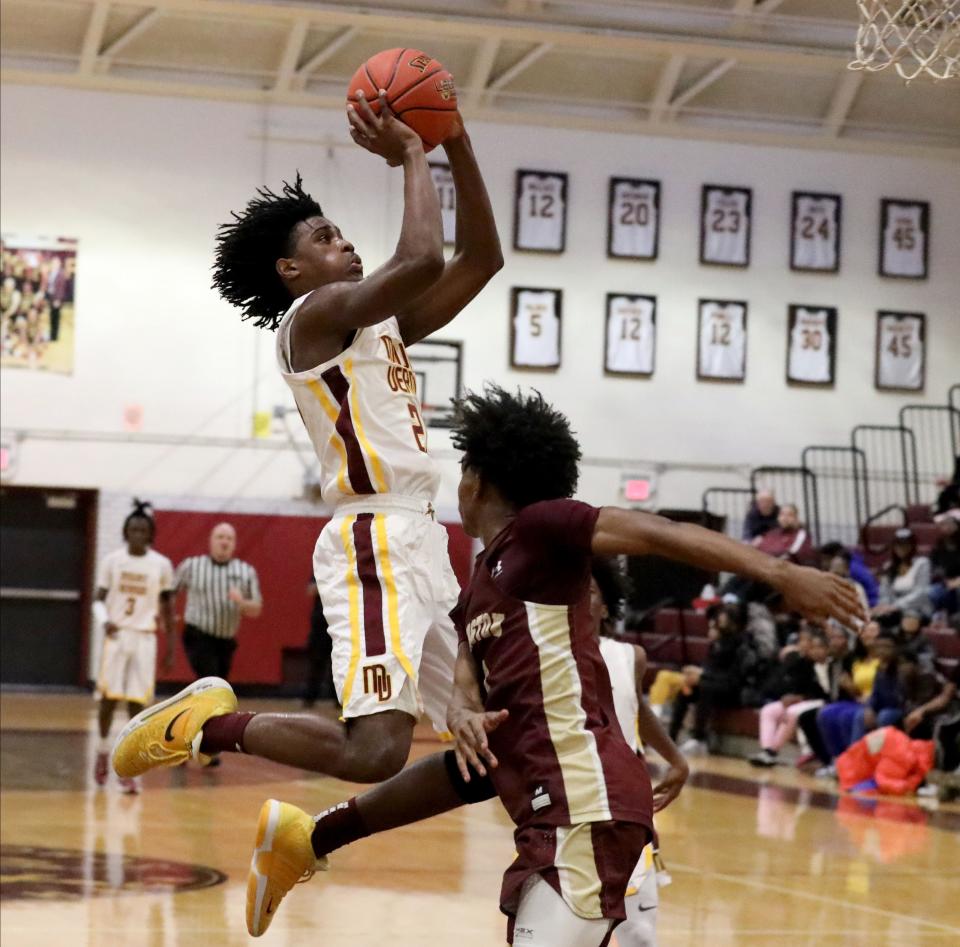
top-left (0, 844), bottom-right (226, 901)
top-left (408, 54), bottom-right (433, 72)
top-left (466, 611), bottom-right (504, 647)
top-left (362, 664), bottom-right (393, 702)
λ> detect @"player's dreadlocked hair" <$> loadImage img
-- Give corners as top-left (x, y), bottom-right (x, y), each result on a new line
top-left (451, 384), bottom-right (581, 507)
top-left (123, 498), bottom-right (155, 543)
top-left (591, 556), bottom-right (627, 626)
top-left (212, 173), bottom-right (323, 330)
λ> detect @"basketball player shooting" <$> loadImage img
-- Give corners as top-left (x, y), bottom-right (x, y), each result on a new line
top-left (111, 93), bottom-right (502, 782)
top-left (236, 386), bottom-right (867, 942)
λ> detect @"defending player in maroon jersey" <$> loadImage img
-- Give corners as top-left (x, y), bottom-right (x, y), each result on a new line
top-left (235, 385), bottom-right (867, 946)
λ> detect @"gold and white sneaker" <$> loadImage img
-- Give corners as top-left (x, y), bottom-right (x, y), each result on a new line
top-left (112, 677), bottom-right (236, 778)
top-left (247, 799), bottom-right (328, 937)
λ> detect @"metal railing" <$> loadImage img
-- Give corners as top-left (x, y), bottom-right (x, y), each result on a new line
top-left (702, 487), bottom-right (755, 540)
top-left (899, 404), bottom-right (960, 502)
top-left (801, 445), bottom-right (867, 546)
top-left (851, 424), bottom-right (920, 515)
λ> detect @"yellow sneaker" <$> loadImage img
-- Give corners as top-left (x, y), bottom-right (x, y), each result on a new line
top-left (247, 799), bottom-right (328, 937)
top-left (111, 676), bottom-right (236, 778)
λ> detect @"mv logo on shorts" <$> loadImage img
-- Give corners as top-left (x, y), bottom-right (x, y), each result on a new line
top-left (362, 664), bottom-right (392, 702)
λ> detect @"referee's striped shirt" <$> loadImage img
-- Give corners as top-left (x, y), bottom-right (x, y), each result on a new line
top-left (175, 555), bottom-right (261, 640)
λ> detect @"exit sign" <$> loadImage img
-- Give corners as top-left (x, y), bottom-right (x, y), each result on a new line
top-left (622, 472), bottom-right (656, 505)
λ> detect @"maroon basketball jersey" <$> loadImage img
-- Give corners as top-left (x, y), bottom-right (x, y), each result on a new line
top-left (452, 499), bottom-right (654, 834)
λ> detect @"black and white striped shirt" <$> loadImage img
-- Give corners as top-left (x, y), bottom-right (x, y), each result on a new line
top-left (175, 555), bottom-right (261, 640)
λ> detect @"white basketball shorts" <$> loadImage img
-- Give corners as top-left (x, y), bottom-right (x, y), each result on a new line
top-left (314, 494), bottom-right (460, 729)
top-left (96, 628), bottom-right (157, 705)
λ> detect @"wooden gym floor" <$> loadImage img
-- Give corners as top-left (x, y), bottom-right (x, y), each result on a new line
top-left (1, 694), bottom-right (957, 946)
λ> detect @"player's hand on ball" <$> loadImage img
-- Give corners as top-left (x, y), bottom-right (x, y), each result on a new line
top-left (448, 707), bottom-right (509, 781)
top-left (777, 565), bottom-right (866, 630)
top-left (347, 90), bottom-right (422, 166)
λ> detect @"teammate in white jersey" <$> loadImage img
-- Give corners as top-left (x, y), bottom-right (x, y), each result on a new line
top-left (93, 500), bottom-right (175, 792)
top-left (590, 557), bottom-right (688, 947)
top-left (113, 93), bottom-right (502, 796)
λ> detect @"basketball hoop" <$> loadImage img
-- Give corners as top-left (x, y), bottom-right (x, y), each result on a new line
top-left (850, 0), bottom-right (959, 80)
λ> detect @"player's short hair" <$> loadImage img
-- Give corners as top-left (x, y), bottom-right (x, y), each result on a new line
top-left (212, 173), bottom-right (323, 330)
top-left (123, 498), bottom-right (155, 542)
top-left (451, 384), bottom-right (581, 507)
top-left (591, 556), bottom-right (626, 624)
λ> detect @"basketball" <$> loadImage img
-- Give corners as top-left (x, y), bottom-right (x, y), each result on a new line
top-left (346, 48), bottom-right (458, 150)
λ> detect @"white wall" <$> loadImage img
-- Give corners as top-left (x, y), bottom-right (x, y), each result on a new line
top-left (2, 84), bottom-right (958, 515)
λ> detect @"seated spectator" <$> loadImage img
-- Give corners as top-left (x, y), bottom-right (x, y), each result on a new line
top-left (743, 490), bottom-right (779, 541)
top-left (930, 510), bottom-right (960, 622)
top-left (897, 609), bottom-right (935, 672)
top-left (796, 625), bottom-right (856, 768)
top-left (930, 660), bottom-right (960, 775)
top-left (750, 629), bottom-right (830, 767)
top-left (899, 650), bottom-right (957, 743)
top-left (668, 603), bottom-right (759, 755)
top-left (756, 504), bottom-right (815, 565)
top-left (819, 540), bottom-right (879, 608)
top-left (873, 527), bottom-right (932, 621)
top-left (933, 456), bottom-right (960, 515)
top-left (816, 627), bottom-right (902, 773)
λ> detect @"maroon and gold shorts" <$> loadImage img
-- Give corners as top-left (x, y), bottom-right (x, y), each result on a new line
top-left (501, 819), bottom-right (652, 935)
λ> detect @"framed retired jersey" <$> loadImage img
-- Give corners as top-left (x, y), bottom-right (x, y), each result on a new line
top-left (875, 311), bottom-right (925, 391)
top-left (510, 287), bottom-right (562, 370)
top-left (429, 162), bottom-right (456, 245)
top-left (700, 185), bottom-right (751, 267)
top-left (607, 178), bottom-right (660, 260)
top-left (697, 299), bottom-right (747, 381)
top-left (790, 192), bottom-right (841, 273)
top-left (513, 170), bottom-right (568, 253)
top-left (786, 305), bottom-right (837, 386)
top-left (605, 293), bottom-right (656, 376)
top-left (879, 199), bottom-right (929, 279)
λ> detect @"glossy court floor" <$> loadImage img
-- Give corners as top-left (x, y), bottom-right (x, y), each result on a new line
top-left (1, 694), bottom-right (957, 946)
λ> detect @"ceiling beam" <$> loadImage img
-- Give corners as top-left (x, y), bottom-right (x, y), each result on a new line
top-left (99, 8), bottom-right (161, 64)
top-left (648, 54), bottom-right (686, 124)
top-left (274, 17), bottom-right (309, 92)
top-left (487, 42), bottom-right (552, 94)
top-left (78, 1), bottom-right (111, 76)
top-left (823, 69), bottom-right (865, 137)
top-left (292, 25), bottom-right (359, 89)
top-left (464, 37), bottom-right (501, 111)
top-left (668, 59), bottom-right (736, 114)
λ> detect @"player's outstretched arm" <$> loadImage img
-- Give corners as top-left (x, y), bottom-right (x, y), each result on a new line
top-left (294, 92), bottom-right (445, 343)
top-left (591, 506), bottom-right (867, 629)
top-left (396, 120), bottom-right (503, 345)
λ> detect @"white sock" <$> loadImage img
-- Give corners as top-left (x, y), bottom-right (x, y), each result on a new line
top-left (97, 737), bottom-right (112, 755)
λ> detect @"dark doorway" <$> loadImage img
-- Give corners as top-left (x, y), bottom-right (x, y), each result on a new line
top-left (0, 486), bottom-right (98, 687)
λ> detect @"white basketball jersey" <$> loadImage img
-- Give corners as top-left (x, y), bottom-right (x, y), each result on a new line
top-left (877, 313), bottom-right (924, 389)
top-left (516, 173), bottom-right (566, 251)
top-left (788, 307), bottom-right (832, 384)
top-left (882, 203), bottom-right (926, 277)
top-left (792, 195), bottom-right (839, 271)
top-left (699, 302), bottom-right (746, 379)
top-left (609, 180), bottom-right (658, 258)
top-left (702, 188), bottom-right (750, 265)
top-left (512, 289), bottom-right (561, 367)
top-left (430, 163), bottom-right (456, 244)
top-left (598, 637), bottom-right (639, 752)
top-left (606, 295), bottom-right (655, 375)
top-left (276, 298), bottom-right (440, 505)
top-left (97, 548), bottom-right (174, 632)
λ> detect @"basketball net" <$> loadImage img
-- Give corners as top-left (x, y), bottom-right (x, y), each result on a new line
top-left (850, 0), bottom-right (959, 80)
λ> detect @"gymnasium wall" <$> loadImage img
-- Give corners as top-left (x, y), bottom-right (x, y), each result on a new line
top-left (2, 83), bottom-right (958, 515)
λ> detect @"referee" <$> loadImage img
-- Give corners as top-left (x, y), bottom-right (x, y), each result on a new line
top-left (176, 522), bottom-right (262, 681)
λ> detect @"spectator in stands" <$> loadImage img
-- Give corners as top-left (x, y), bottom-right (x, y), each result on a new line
top-left (816, 626), bottom-right (901, 774)
top-left (898, 609), bottom-right (935, 672)
top-left (929, 660), bottom-right (960, 777)
top-left (795, 625), bottom-right (856, 769)
top-left (819, 540), bottom-right (878, 608)
top-left (930, 510), bottom-right (960, 622)
top-left (750, 629), bottom-right (830, 767)
top-left (668, 603), bottom-right (759, 756)
top-left (743, 490), bottom-right (779, 542)
top-left (899, 649), bottom-right (957, 743)
top-left (756, 504), bottom-right (815, 564)
top-left (873, 527), bottom-right (932, 621)
top-left (933, 456), bottom-right (960, 515)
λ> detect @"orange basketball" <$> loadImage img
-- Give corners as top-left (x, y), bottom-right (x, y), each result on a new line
top-left (347, 48), bottom-right (458, 151)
